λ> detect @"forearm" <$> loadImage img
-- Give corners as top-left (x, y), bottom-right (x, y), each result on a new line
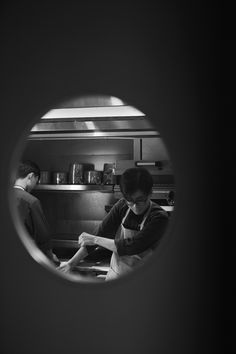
top-left (115, 218), bottom-right (169, 256)
top-left (79, 232), bottom-right (117, 252)
top-left (68, 246), bottom-right (88, 268)
top-left (94, 236), bottom-right (117, 253)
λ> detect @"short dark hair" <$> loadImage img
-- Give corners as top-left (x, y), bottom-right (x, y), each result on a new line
top-left (16, 160), bottom-right (40, 179)
top-left (120, 167), bottom-right (153, 198)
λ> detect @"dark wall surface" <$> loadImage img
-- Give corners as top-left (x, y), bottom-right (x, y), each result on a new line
top-left (0, 2), bottom-right (231, 354)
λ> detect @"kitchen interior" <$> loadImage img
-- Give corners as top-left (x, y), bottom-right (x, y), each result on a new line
top-left (20, 94), bottom-right (175, 281)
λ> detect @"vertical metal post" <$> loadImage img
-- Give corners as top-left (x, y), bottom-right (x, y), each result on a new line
top-left (140, 138), bottom-right (142, 160)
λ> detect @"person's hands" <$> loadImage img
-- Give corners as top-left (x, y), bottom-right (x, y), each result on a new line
top-left (51, 252), bottom-right (61, 266)
top-left (78, 232), bottom-right (96, 247)
top-left (57, 261), bottom-right (71, 273)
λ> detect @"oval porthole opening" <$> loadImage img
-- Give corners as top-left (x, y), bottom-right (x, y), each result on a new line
top-left (8, 93), bottom-right (175, 284)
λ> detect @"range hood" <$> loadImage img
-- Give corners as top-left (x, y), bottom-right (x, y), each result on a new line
top-left (29, 95), bottom-right (158, 138)
top-left (40, 105), bottom-right (145, 120)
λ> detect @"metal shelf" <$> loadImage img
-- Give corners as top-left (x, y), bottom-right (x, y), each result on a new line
top-left (35, 184), bottom-right (114, 192)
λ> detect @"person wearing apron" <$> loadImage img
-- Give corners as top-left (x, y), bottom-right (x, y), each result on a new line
top-left (105, 200), bottom-right (153, 280)
top-left (58, 167), bottom-right (169, 280)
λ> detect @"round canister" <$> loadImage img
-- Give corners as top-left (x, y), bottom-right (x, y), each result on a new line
top-left (52, 172), bottom-right (68, 184)
top-left (84, 170), bottom-right (102, 185)
top-left (103, 163), bottom-right (116, 185)
top-left (68, 163), bottom-right (84, 184)
top-left (38, 171), bottom-right (51, 184)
